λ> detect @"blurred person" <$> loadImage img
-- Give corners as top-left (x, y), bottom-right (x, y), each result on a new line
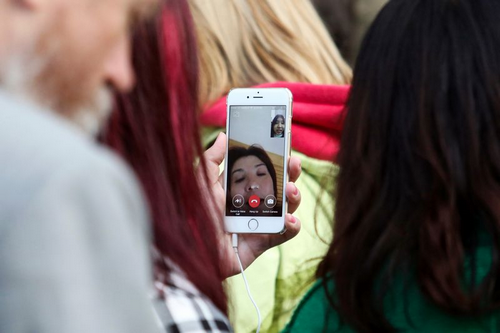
top-left (0, 0), bottom-right (162, 332)
top-left (350, 0), bottom-right (388, 63)
top-left (102, 0), bottom-right (303, 331)
top-left (312, 0), bottom-right (388, 65)
top-left (271, 115), bottom-right (285, 138)
top-left (227, 146), bottom-right (279, 212)
top-left (285, 0), bottom-right (500, 332)
top-left (190, 0), bottom-right (352, 331)
top-left (312, 0), bottom-right (355, 64)
top-left (191, 0), bottom-right (351, 108)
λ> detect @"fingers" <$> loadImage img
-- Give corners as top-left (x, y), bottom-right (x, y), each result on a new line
top-left (285, 182), bottom-right (301, 214)
top-left (267, 213), bottom-right (301, 248)
top-left (288, 156), bottom-right (302, 183)
top-left (286, 156), bottom-right (302, 214)
top-left (229, 214), bottom-right (301, 274)
top-left (218, 172), bottom-right (225, 190)
top-left (202, 132), bottom-right (226, 183)
top-left (203, 132), bottom-right (226, 167)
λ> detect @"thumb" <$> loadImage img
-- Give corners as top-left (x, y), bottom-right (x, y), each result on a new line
top-left (204, 132), bottom-right (227, 166)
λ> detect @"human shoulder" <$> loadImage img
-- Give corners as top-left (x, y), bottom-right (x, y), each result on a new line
top-left (0, 93), bottom-right (158, 333)
top-left (0, 91), bottom-right (138, 191)
top-left (0, 91), bottom-right (129, 173)
top-left (0, 91), bottom-right (147, 233)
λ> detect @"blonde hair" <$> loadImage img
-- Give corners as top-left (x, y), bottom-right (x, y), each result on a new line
top-left (189, 0), bottom-right (353, 106)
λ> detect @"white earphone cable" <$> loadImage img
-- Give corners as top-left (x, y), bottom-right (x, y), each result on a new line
top-left (231, 233), bottom-right (261, 333)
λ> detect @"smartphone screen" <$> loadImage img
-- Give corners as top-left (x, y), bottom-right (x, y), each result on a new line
top-left (226, 105), bottom-right (287, 217)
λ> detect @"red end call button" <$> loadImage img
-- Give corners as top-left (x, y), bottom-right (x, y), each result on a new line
top-left (248, 195), bottom-right (260, 208)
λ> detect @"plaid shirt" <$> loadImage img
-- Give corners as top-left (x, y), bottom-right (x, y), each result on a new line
top-left (152, 263), bottom-right (233, 333)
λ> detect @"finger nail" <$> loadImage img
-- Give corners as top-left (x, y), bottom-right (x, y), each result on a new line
top-left (288, 214), bottom-right (296, 224)
top-left (293, 185), bottom-right (299, 196)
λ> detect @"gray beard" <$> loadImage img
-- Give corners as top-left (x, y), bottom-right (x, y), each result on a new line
top-left (70, 87), bottom-right (113, 137)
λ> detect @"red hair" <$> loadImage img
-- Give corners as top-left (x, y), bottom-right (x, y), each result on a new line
top-left (102, 0), bottom-right (227, 313)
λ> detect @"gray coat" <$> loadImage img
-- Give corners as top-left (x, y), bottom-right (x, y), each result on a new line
top-left (0, 91), bottom-right (161, 333)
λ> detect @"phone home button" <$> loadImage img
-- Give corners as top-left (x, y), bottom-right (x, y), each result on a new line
top-left (248, 219), bottom-right (259, 231)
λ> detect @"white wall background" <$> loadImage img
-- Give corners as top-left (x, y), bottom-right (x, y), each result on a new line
top-left (229, 105), bottom-right (286, 156)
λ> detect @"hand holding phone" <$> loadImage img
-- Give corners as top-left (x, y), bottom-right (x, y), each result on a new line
top-left (201, 132), bottom-right (302, 277)
top-left (221, 155), bottom-right (303, 277)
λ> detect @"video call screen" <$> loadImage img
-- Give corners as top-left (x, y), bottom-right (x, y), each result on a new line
top-left (226, 105), bottom-right (287, 217)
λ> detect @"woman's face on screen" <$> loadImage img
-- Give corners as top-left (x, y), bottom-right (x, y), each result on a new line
top-left (230, 155), bottom-right (274, 203)
top-left (273, 117), bottom-right (285, 136)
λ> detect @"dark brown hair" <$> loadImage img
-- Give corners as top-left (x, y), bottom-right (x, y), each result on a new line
top-left (318, 0), bottom-right (500, 331)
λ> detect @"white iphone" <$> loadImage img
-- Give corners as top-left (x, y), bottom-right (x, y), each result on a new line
top-left (224, 88), bottom-right (292, 234)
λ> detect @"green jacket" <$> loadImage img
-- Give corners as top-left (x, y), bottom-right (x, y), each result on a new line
top-left (203, 128), bottom-right (337, 333)
top-left (284, 242), bottom-right (499, 332)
